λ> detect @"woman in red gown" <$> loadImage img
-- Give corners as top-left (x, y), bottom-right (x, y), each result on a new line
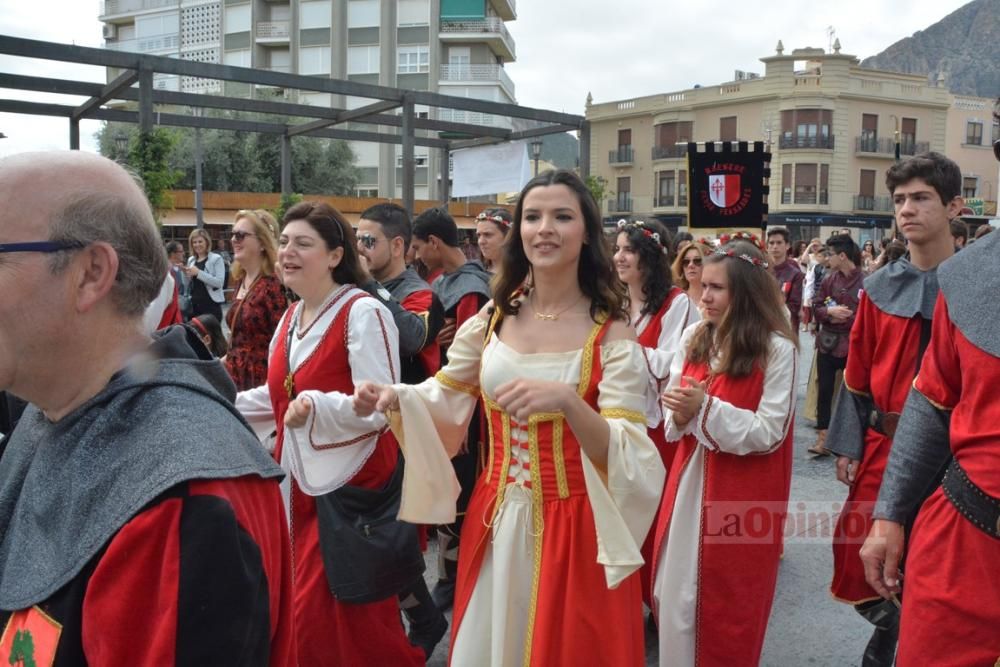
top-left (653, 241), bottom-right (798, 666)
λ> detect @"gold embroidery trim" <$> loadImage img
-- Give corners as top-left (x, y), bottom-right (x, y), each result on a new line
top-left (575, 314), bottom-right (608, 396)
top-left (483, 399), bottom-right (496, 486)
top-left (523, 410), bottom-right (545, 667)
top-left (600, 407), bottom-right (646, 424)
top-left (483, 398), bottom-right (513, 530)
top-left (527, 412), bottom-right (568, 500)
top-left (435, 370), bottom-right (478, 396)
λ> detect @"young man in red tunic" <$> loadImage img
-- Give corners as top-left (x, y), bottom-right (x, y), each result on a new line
top-left (859, 221), bottom-right (1000, 666)
top-left (825, 152), bottom-right (962, 666)
top-left (410, 207), bottom-right (492, 611)
top-left (767, 226), bottom-right (804, 331)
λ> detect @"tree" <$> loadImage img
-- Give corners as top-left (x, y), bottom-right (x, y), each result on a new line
top-left (129, 129), bottom-right (183, 222)
top-left (585, 174), bottom-right (613, 207)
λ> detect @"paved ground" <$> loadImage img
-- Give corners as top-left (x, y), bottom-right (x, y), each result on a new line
top-left (416, 334), bottom-right (872, 666)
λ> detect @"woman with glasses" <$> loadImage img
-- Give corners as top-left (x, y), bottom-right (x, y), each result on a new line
top-left (224, 210), bottom-right (287, 391)
top-left (672, 241), bottom-right (711, 306)
top-left (235, 201), bottom-right (424, 666)
top-left (184, 227), bottom-right (227, 321)
top-left (476, 208), bottom-right (513, 274)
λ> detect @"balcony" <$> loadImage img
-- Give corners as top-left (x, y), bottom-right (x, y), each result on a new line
top-left (437, 108), bottom-right (513, 131)
top-left (652, 144), bottom-right (687, 160)
top-left (100, 0), bottom-right (177, 20)
top-left (853, 195), bottom-right (893, 212)
top-left (779, 135), bottom-right (835, 150)
top-left (439, 18), bottom-right (516, 61)
top-left (900, 139), bottom-right (930, 156)
top-left (855, 136), bottom-right (895, 156)
top-left (609, 146), bottom-right (634, 165)
top-left (105, 33), bottom-right (179, 53)
top-left (654, 195), bottom-right (676, 208)
top-left (256, 21), bottom-right (290, 43)
top-left (439, 64), bottom-right (515, 101)
top-left (488, 0), bottom-right (516, 20)
top-left (607, 195), bottom-right (633, 213)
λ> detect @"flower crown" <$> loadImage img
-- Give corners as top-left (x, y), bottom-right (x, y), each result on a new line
top-left (476, 211), bottom-right (512, 228)
top-left (616, 219), bottom-right (668, 255)
top-left (714, 246), bottom-right (770, 270)
top-left (717, 231), bottom-right (765, 251)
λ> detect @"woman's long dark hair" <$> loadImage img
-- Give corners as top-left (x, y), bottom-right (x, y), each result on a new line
top-left (493, 169), bottom-right (627, 323)
top-left (282, 201), bottom-right (365, 286)
top-left (687, 241), bottom-right (797, 377)
top-left (618, 220), bottom-right (674, 318)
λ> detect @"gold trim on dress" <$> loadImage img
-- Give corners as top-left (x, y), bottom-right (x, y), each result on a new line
top-left (600, 407), bottom-right (646, 424)
top-left (483, 399), bottom-right (496, 486)
top-left (522, 410), bottom-right (546, 667)
top-left (575, 315), bottom-right (608, 396)
top-left (435, 370), bottom-right (479, 396)
top-left (528, 412), bottom-right (569, 500)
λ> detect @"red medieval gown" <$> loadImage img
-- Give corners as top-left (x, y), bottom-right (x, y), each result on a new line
top-left (236, 284), bottom-right (423, 667)
top-left (652, 324), bottom-right (797, 666)
top-left (225, 274), bottom-right (287, 391)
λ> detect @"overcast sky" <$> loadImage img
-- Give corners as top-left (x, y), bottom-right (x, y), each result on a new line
top-left (0, 0), bottom-right (976, 157)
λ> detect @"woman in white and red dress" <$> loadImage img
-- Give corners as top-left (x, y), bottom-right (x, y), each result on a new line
top-left (236, 201), bottom-right (423, 667)
top-left (653, 241), bottom-right (798, 667)
top-left (613, 218), bottom-right (699, 607)
top-left (355, 170), bottom-right (665, 666)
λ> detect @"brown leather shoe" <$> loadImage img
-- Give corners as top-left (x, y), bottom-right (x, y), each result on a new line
top-left (807, 429), bottom-right (830, 457)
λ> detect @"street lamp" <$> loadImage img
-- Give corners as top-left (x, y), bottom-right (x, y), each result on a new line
top-left (530, 140), bottom-right (543, 176)
top-left (192, 107), bottom-right (204, 228)
top-left (114, 132), bottom-right (128, 161)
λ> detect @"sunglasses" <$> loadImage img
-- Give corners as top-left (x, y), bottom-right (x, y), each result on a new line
top-left (683, 257), bottom-right (703, 266)
top-left (357, 233), bottom-right (378, 250)
top-left (231, 231), bottom-right (257, 242)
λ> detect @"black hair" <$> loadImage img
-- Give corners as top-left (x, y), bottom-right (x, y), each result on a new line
top-left (188, 314), bottom-right (228, 358)
top-left (165, 240), bottom-right (183, 255)
top-left (949, 218), bottom-right (969, 243)
top-left (826, 233), bottom-right (861, 266)
top-left (766, 227), bottom-right (791, 244)
top-left (885, 151), bottom-right (962, 204)
top-left (282, 201), bottom-right (366, 286)
top-left (617, 220), bottom-right (674, 317)
top-left (360, 202), bottom-right (412, 249)
top-left (412, 207), bottom-right (459, 247)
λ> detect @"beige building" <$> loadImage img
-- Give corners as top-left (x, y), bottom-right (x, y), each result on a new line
top-left (586, 42), bottom-right (999, 243)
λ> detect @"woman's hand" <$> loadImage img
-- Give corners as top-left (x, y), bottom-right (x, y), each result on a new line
top-left (437, 318), bottom-right (457, 348)
top-left (494, 378), bottom-right (574, 423)
top-left (353, 381), bottom-right (398, 417)
top-left (183, 265), bottom-right (200, 278)
top-left (661, 376), bottom-right (707, 426)
top-left (284, 396), bottom-right (312, 428)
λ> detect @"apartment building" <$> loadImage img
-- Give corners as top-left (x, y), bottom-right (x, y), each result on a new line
top-left (98, 0), bottom-right (518, 200)
top-left (586, 43), bottom-right (999, 243)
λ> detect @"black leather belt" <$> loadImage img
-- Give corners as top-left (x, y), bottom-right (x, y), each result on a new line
top-left (868, 406), bottom-right (901, 439)
top-left (941, 457), bottom-right (1000, 540)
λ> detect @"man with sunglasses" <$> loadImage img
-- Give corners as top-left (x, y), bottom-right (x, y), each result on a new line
top-left (858, 107), bottom-right (1000, 666)
top-left (0, 151), bottom-right (294, 664)
top-left (766, 226), bottom-right (804, 331)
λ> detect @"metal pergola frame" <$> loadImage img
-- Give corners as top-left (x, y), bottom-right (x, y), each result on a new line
top-left (0, 35), bottom-right (590, 214)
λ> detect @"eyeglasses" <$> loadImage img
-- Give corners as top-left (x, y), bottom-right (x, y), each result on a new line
top-left (682, 257), bottom-right (703, 266)
top-left (0, 240), bottom-right (85, 255)
top-left (357, 233), bottom-right (378, 250)
top-left (231, 231), bottom-right (257, 242)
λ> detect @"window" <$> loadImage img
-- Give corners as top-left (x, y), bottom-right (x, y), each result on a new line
top-left (963, 177), bottom-right (978, 199)
top-left (398, 0), bottom-right (429, 26)
top-left (397, 46), bottom-right (429, 74)
top-left (356, 187), bottom-right (380, 197)
top-left (137, 12), bottom-right (178, 37)
top-left (780, 109), bottom-right (833, 148)
top-left (901, 118), bottom-right (917, 154)
top-left (678, 170), bottom-right (688, 206)
top-left (781, 164), bottom-right (792, 204)
top-left (616, 177), bottom-right (631, 212)
top-left (653, 121), bottom-right (692, 158)
top-left (447, 46), bottom-right (470, 67)
top-left (966, 121), bottom-right (983, 146)
top-left (347, 45), bottom-right (380, 74)
top-left (860, 113), bottom-right (878, 151)
top-left (299, 46), bottom-right (331, 75)
top-left (794, 163), bottom-right (817, 204)
top-left (993, 121), bottom-right (1000, 144)
top-left (223, 49), bottom-right (251, 68)
top-left (720, 116), bottom-right (737, 142)
top-left (656, 172), bottom-right (675, 207)
top-left (859, 169), bottom-right (876, 198)
top-left (819, 164), bottom-right (829, 205)
top-left (617, 129), bottom-right (631, 148)
top-left (346, 0), bottom-right (378, 28)
top-left (301, 0), bottom-right (333, 29)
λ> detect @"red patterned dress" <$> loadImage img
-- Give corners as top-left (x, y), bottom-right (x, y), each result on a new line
top-left (225, 274), bottom-right (287, 391)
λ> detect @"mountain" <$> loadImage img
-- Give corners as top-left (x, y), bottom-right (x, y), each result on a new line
top-left (860, 0), bottom-right (1000, 99)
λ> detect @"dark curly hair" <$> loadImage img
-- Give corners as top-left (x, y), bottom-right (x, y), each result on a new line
top-left (615, 220), bottom-right (674, 318)
top-left (282, 201), bottom-right (365, 287)
top-left (493, 169), bottom-right (628, 323)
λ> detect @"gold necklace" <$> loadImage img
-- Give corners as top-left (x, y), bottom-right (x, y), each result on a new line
top-left (530, 292), bottom-right (583, 321)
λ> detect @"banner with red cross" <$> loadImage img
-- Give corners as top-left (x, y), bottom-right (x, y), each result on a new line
top-left (687, 141), bottom-right (770, 229)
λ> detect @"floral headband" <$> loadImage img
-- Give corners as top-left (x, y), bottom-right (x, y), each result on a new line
top-left (717, 231), bottom-right (765, 251)
top-left (476, 211), bottom-right (512, 228)
top-left (616, 219), bottom-right (668, 255)
top-left (714, 246), bottom-right (770, 270)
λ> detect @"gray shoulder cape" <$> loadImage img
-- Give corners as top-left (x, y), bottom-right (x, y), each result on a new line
top-left (937, 230), bottom-right (1000, 358)
top-left (862, 256), bottom-right (939, 319)
top-left (432, 261), bottom-right (492, 313)
top-left (0, 326), bottom-right (283, 609)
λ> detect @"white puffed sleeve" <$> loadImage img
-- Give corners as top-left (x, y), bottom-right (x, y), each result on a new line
top-left (392, 314), bottom-right (488, 524)
top-left (686, 334), bottom-right (798, 455)
top-left (641, 294), bottom-right (700, 427)
top-left (581, 338), bottom-right (667, 589)
top-left (284, 299), bottom-right (402, 495)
